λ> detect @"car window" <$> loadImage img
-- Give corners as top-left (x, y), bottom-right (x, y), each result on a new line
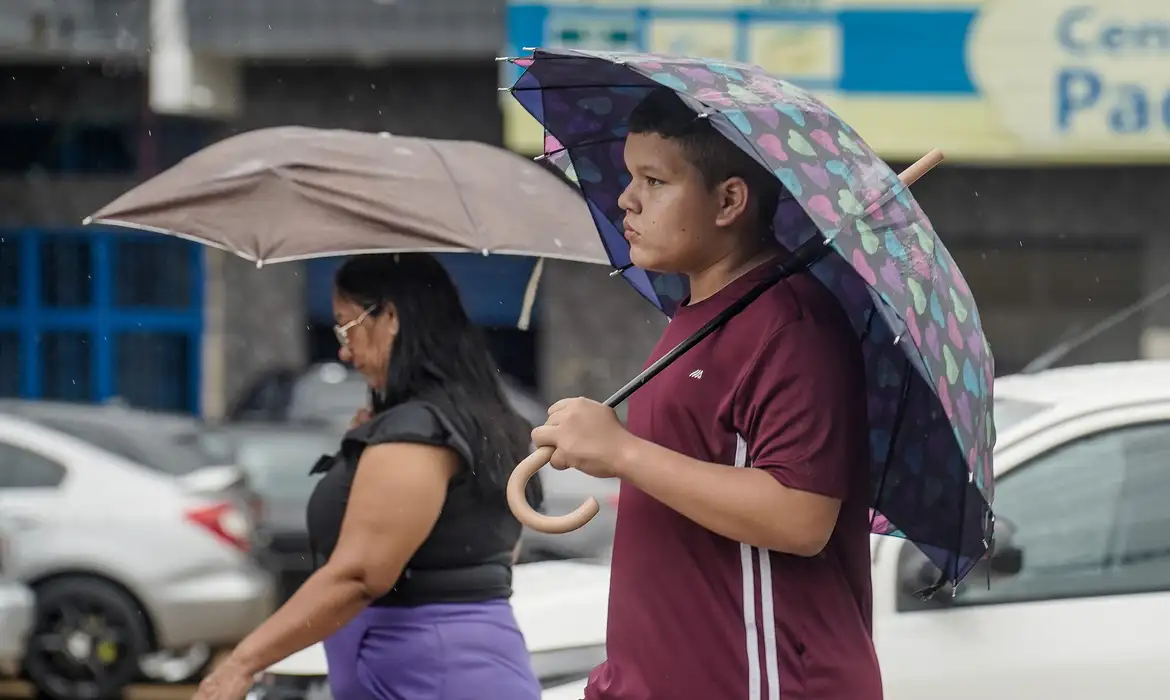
top-left (34, 417), bottom-right (222, 476)
top-left (234, 433), bottom-right (338, 501)
top-left (286, 366), bottom-right (547, 428)
top-left (1112, 424), bottom-right (1170, 578)
top-left (231, 373), bottom-right (293, 422)
top-left (0, 442), bottom-right (66, 488)
top-left (898, 419), bottom-right (1170, 609)
top-left (288, 366), bottom-right (366, 425)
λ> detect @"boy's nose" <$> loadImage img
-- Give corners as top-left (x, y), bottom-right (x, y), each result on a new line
top-left (617, 183), bottom-right (638, 213)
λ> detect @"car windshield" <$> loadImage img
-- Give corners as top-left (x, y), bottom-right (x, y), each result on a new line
top-left (994, 397), bottom-right (1051, 434)
top-left (232, 432), bottom-right (339, 501)
top-left (35, 416), bottom-right (224, 476)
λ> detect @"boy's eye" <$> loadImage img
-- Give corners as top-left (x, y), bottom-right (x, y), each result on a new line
top-left (645, 176), bottom-right (664, 186)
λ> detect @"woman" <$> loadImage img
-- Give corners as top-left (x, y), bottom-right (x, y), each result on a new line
top-left (195, 253), bottom-right (544, 700)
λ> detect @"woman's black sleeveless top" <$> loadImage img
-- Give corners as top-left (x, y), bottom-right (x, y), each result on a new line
top-left (305, 398), bottom-right (519, 607)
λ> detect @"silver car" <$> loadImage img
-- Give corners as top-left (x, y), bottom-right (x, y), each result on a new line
top-left (0, 402), bottom-right (275, 700)
top-left (0, 527), bottom-right (35, 675)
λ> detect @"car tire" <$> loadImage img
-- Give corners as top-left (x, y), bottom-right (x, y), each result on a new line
top-left (24, 576), bottom-right (151, 700)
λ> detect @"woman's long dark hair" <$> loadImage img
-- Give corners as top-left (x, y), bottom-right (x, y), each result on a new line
top-left (334, 253), bottom-right (540, 506)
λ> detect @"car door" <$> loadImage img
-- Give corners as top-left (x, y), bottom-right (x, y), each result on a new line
top-left (874, 403), bottom-right (1170, 700)
top-left (0, 437), bottom-right (69, 563)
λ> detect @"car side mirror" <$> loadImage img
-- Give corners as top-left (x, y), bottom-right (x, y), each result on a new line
top-left (895, 516), bottom-right (1025, 612)
top-left (987, 517), bottom-right (1024, 576)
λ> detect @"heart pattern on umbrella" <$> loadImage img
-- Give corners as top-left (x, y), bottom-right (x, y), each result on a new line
top-left (510, 49), bottom-right (996, 582)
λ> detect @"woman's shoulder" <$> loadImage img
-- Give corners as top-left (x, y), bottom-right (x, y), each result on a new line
top-left (343, 398), bottom-right (473, 469)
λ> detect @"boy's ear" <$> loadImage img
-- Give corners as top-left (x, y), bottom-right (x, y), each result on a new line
top-left (714, 176), bottom-right (752, 228)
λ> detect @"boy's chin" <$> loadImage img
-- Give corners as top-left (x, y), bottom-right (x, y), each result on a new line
top-left (629, 247), bottom-right (685, 275)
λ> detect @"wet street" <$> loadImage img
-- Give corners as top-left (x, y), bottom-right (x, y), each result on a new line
top-left (0, 681), bottom-right (196, 699)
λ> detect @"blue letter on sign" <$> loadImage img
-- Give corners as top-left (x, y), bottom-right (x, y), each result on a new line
top-left (1057, 68), bottom-right (1101, 130)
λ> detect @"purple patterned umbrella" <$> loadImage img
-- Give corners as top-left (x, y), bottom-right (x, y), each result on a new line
top-left (503, 48), bottom-right (996, 590)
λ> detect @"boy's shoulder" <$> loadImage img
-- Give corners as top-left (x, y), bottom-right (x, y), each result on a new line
top-left (739, 269), bottom-right (842, 340)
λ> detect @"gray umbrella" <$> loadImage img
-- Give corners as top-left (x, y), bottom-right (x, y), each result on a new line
top-left (85, 126), bottom-right (608, 268)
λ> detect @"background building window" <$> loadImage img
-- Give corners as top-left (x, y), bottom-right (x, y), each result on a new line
top-left (0, 229), bottom-right (203, 413)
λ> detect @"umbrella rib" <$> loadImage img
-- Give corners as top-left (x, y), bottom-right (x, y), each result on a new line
top-left (423, 139), bottom-right (484, 250)
top-left (508, 84), bottom-right (655, 92)
top-left (539, 135), bottom-right (626, 160)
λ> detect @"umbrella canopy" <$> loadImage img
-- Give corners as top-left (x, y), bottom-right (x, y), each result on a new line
top-left (506, 48), bottom-right (996, 587)
top-left (85, 126), bottom-right (608, 267)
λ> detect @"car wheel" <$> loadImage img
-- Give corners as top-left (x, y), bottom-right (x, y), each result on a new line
top-left (24, 577), bottom-right (151, 700)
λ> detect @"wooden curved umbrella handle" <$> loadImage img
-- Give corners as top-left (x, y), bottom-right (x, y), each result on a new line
top-left (507, 148), bottom-right (947, 534)
top-left (507, 445), bottom-right (601, 534)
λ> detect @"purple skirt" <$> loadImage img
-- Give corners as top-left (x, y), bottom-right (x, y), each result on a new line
top-left (323, 600), bottom-right (541, 700)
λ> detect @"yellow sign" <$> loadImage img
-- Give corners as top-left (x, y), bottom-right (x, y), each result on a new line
top-left (503, 0), bottom-right (1170, 163)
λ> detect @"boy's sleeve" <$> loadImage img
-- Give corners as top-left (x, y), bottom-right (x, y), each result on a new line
top-left (730, 316), bottom-right (867, 501)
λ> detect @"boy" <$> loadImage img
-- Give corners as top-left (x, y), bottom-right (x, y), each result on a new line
top-left (531, 88), bottom-right (883, 699)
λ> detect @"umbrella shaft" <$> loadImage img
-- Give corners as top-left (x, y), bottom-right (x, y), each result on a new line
top-left (603, 238), bottom-right (832, 409)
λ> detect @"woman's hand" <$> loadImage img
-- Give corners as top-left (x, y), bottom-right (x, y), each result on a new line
top-left (350, 405), bottom-right (373, 430)
top-left (191, 657), bottom-right (256, 700)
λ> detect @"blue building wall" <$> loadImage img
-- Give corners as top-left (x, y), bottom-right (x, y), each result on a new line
top-left (0, 228), bottom-right (204, 414)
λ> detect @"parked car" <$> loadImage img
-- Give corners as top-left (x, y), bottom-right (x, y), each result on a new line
top-left (198, 423), bottom-right (339, 605)
top-left (0, 401), bottom-right (275, 699)
top-left (226, 362), bottom-right (620, 563)
top-left (247, 560), bottom-right (610, 700)
top-left (0, 526), bottom-right (35, 675)
top-left (873, 360), bottom-right (1170, 700)
top-left (539, 360), bottom-right (1170, 699)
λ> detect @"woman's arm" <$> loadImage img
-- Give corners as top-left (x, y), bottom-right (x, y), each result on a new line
top-left (219, 442), bottom-right (459, 676)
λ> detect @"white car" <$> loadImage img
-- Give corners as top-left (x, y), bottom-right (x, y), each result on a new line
top-left (874, 360), bottom-right (1170, 699)
top-left (0, 527), bottom-right (35, 674)
top-left (0, 404), bottom-right (275, 699)
top-left (547, 360), bottom-right (1170, 699)
top-left (248, 560), bottom-right (609, 699)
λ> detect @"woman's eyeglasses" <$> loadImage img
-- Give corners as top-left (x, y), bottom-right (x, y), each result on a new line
top-left (333, 304), bottom-right (377, 347)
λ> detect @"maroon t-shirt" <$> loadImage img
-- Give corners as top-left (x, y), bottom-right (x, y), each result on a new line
top-left (585, 258), bottom-right (882, 700)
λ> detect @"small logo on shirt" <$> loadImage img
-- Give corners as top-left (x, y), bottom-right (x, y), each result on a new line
top-left (688, 369), bottom-right (704, 379)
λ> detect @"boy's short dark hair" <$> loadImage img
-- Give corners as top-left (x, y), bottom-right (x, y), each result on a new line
top-left (628, 87), bottom-right (781, 230)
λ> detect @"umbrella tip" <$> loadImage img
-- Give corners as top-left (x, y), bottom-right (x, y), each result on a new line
top-left (255, 259), bottom-right (264, 269)
top-left (522, 47), bottom-right (537, 52)
top-left (81, 216), bottom-right (93, 225)
top-left (497, 87), bottom-right (511, 92)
